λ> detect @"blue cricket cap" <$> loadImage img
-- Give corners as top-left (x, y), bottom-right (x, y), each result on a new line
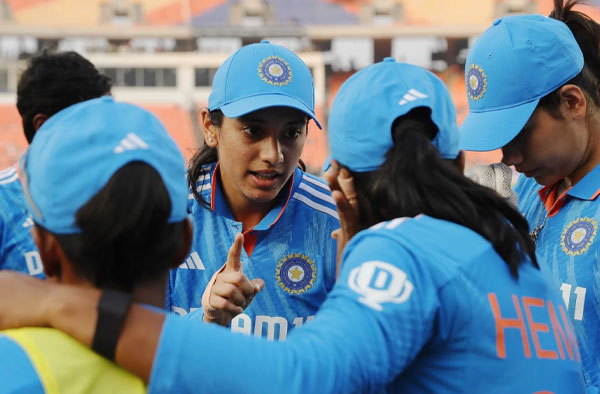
top-left (20, 96), bottom-right (188, 234)
top-left (324, 58), bottom-right (459, 172)
top-left (459, 14), bottom-right (584, 151)
top-left (208, 40), bottom-right (322, 129)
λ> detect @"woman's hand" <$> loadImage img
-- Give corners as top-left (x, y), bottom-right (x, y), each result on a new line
top-left (324, 159), bottom-right (360, 278)
top-left (202, 233), bottom-right (265, 327)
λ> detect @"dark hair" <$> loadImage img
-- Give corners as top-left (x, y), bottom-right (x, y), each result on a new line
top-left (349, 107), bottom-right (538, 278)
top-left (49, 162), bottom-right (186, 292)
top-left (539, 0), bottom-right (600, 116)
top-left (187, 108), bottom-right (307, 208)
top-left (17, 51), bottom-right (112, 143)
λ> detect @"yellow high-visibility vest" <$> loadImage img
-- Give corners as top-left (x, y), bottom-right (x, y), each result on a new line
top-left (3, 327), bottom-right (145, 394)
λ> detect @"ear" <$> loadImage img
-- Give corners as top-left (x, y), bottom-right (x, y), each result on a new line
top-left (558, 84), bottom-right (587, 119)
top-left (170, 218), bottom-right (193, 270)
top-left (32, 113), bottom-right (49, 131)
top-left (31, 225), bottom-right (60, 279)
top-left (198, 108), bottom-right (219, 148)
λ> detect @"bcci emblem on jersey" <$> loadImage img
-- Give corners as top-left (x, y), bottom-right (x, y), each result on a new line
top-left (258, 56), bottom-right (293, 86)
top-left (276, 253), bottom-right (316, 295)
top-left (561, 217), bottom-right (598, 256)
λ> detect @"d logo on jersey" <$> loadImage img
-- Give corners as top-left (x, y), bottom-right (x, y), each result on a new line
top-left (348, 261), bottom-right (413, 311)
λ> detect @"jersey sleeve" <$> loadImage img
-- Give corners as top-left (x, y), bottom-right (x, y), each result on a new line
top-left (149, 231), bottom-right (439, 394)
top-left (0, 335), bottom-right (45, 394)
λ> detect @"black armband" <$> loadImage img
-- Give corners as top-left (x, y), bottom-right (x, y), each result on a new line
top-left (91, 288), bottom-right (133, 361)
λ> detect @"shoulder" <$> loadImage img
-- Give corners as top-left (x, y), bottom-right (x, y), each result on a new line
top-left (290, 170), bottom-right (339, 221)
top-left (514, 173), bottom-right (540, 202)
top-left (187, 163), bottom-right (215, 209)
top-left (190, 163), bottom-right (215, 195)
top-left (0, 166), bottom-right (27, 222)
top-left (0, 331), bottom-right (45, 394)
top-left (0, 166), bottom-right (18, 183)
top-left (0, 166), bottom-right (21, 193)
top-left (347, 215), bottom-right (495, 272)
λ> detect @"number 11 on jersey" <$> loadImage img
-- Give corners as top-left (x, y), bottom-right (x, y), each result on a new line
top-left (560, 283), bottom-right (586, 321)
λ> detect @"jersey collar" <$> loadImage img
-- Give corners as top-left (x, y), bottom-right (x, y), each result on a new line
top-left (566, 163), bottom-right (600, 201)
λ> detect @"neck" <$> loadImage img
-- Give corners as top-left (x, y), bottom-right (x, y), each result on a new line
top-left (565, 113), bottom-right (600, 189)
top-left (130, 274), bottom-right (168, 309)
top-left (61, 268), bottom-right (167, 309)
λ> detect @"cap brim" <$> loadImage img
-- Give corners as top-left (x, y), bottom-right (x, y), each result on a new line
top-left (459, 99), bottom-right (539, 152)
top-left (220, 94), bottom-right (322, 129)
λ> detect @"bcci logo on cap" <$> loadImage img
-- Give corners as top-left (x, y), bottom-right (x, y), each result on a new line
top-left (561, 217), bottom-right (597, 256)
top-left (466, 64), bottom-right (487, 101)
top-left (276, 253), bottom-right (316, 295)
top-left (258, 56), bottom-right (293, 86)
top-left (348, 261), bottom-right (413, 311)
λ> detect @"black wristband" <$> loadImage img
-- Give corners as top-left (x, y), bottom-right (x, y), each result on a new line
top-left (91, 288), bottom-right (133, 361)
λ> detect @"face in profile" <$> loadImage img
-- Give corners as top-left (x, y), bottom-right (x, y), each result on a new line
top-left (501, 107), bottom-right (589, 186)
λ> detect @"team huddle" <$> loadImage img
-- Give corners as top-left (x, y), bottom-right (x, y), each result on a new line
top-left (0, 0), bottom-right (598, 393)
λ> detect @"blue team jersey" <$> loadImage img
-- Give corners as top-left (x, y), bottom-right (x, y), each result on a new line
top-left (515, 167), bottom-right (600, 393)
top-left (0, 166), bottom-right (44, 278)
top-left (151, 215), bottom-right (585, 394)
top-left (0, 334), bottom-right (44, 394)
top-left (168, 163), bottom-right (339, 340)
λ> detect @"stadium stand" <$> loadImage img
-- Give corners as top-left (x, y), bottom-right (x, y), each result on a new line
top-left (0, 0), bottom-right (597, 171)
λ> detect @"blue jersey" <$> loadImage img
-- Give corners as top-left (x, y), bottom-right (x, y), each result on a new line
top-left (150, 215), bottom-right (585, 394)
top-left (0, 166), bottom-right (44, 278)
top-left (168, 163), bottom-right (339, 340)
top-left (515, 167), bottom-right (600, 392)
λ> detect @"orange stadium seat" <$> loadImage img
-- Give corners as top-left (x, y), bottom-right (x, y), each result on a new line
top-left (139, 104), bottom-right (199, 162)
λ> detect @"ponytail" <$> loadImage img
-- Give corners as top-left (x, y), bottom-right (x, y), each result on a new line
top-left (540, 0), bottom-right (600, 113)
top-left (351, 107), bottom-right (537, 278)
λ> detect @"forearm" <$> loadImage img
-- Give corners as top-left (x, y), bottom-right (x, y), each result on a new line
top-left (46, 284), bottom-right (165, 382)
top-left (45, 284), bottom-right (100, 346)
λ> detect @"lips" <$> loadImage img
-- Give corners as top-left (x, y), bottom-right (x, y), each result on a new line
top-left (250, 170), bottom-right (282, 188)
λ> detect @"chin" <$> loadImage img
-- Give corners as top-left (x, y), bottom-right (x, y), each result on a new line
top-left (533, 173), bottom-right (561, 187)
top-left (247, 190), bottom-right (281, 204)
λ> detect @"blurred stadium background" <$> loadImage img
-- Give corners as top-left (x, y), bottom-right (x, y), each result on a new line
top-left (0, 0), bottom-right (598, 174)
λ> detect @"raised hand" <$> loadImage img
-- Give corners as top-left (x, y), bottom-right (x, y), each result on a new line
top-left (201, 233), bottom-right (265, 327)
top-left (324, 159), bottom-right (360, 278)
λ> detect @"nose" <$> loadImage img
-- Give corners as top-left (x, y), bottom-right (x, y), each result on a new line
top-left (500, 142), bottom-right (524, 167)
top-left (260, 136), bottom-right (284, 165)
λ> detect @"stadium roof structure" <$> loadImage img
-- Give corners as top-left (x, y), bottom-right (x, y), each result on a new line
top-left (190, 0), bottom-right (359, 27)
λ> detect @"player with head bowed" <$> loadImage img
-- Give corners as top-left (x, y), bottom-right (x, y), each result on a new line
top-left (0, 59), bottom-right (586, 393)
top-left (459, 1), bottom-right (600, 390)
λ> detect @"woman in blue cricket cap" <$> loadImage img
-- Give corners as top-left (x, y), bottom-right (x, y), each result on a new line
top-left (0, 60), bottom-right (585, 393)
top-left (169, 40), bottom-right (339, 340)
top-left (459, 1), bottom-right (600, 390)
